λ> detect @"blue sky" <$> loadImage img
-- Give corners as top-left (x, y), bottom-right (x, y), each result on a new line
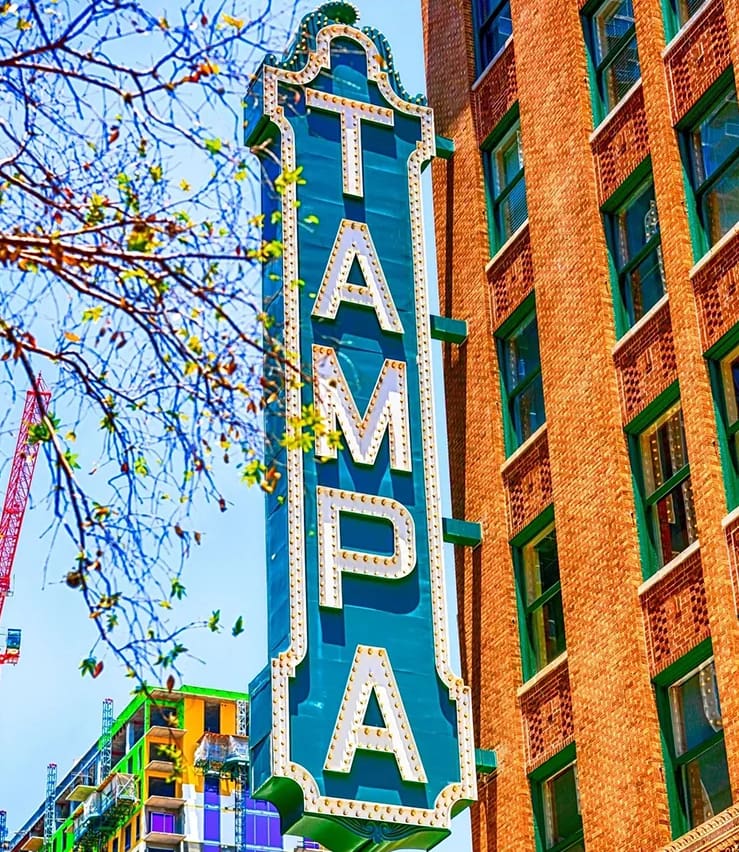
top-left (0, 1), bottom-right (473, 849)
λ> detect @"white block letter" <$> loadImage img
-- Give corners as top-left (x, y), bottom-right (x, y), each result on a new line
top-left (317, 486), bottom-right (416, 610)
top-left (312, 219), bottom-right (403, 334)
top-left (305, 89), bottom-right (394, 198)
top-left (324, 645), bottom-right (427, 784)
top-left (313, 345), bottom-right (411, 471)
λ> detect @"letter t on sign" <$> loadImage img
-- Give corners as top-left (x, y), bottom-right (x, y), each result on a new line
top-left (306, 89), bottom-right (394, 198)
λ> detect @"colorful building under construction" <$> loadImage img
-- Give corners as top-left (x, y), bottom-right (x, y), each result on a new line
top-left (3, 685), bottom-right (320, 852)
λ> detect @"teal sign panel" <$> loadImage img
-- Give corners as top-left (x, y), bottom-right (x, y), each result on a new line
top-left (246, 5), bottom-right (476, 850)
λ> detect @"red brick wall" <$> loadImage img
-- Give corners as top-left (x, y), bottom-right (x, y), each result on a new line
top-left (424, 0), bottom-right (739, 849)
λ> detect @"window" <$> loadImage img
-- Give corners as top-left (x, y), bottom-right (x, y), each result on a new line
top-left (638, 404), bottom-right (697, 568)
top-left (148, 777), bottom-right (176, 798)
top-left (667, 0), bottom-right (709, 34)
top-left (124, 825), bottom-right (131, 851)
top-left (605, 179), bottom-right (665, 330)
top-left (517, 524), bottom-right (566, 680)
top-left (715, 342), bottom-right (739, 499)
top-left (684, 87), bottom-right (739, 249)
top-left (474, 0), bottom-right (513, 72)
top-left (498, 308), bottom-right (545, 452)
top-left (148, 812), bottom-right (177, 834)
top-left (662, 658), bottom-right (731, 832)
top-left (485, 120), bottom-right (528, 248)
top-left (586, 0), bottom-right (640, 119)
top-left (532, 757), bottom-right (584, 851)
top-left (204, 700), bottom-right (221, 733)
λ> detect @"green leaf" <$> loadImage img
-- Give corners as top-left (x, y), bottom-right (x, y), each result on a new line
top-left (208, 610), bottom-right (221, 632)
top-left (170, 577), bottom-right (187, 601)
top-left (204, 137), bottom-right (222, 155)
top-left (232, 615), bottom-right (244, 637)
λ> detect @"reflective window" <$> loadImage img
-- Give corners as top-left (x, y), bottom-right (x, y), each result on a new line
top-left (607, 179), bottom-right (665, 329)
top-left (668, 659), bottom-right (732, 829)
top-left (499, 310), bottom-right (544, 451)
top-left (587, 0), bottom-right (641, 117)
top-left (536, 761), bottom-right (584, 851)
top-left (686, 88), bottom-right (739, 247)
top-left (519, 525), bottom-right (566, 678)
top-left (638, 404), bottom-right (697, 568)
top-left (486, 121), bottom-right (528, 248)
top-left (474, 0), bottom-right (513, 71)
top-left (671, 0), bottom-right (709, 28)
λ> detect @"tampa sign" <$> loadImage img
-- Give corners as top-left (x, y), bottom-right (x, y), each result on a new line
top-left (246, 4), bottom-right (476, 849)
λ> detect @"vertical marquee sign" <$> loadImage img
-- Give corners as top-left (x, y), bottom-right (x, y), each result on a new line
top-left (246, 4), bottom-right (476, 849)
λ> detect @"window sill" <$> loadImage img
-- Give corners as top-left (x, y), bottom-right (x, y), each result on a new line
top-left (485, 219), bottom-right (530, 273)
top-left (517, 651), bottom-right (568, 698)
top-left (661, 0), bottom-right (715, 61)
top-left (612, 293), bottom-right (669, 356)
top-left (722, 504), bottom-right (739, 529)
top-left (588, 78), bottom-right (643, 145)
top-left (471, 36), bottom-right (514, 92)
top-left (637, 539), bottom-right (701, 597)
top-left (689, 220), bottom-right (739, 279)
top-left (500, 422), bottom-right (546, 475)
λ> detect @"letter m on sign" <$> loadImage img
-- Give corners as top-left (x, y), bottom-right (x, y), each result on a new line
top-left (245, 5), bottom-right (477, 851)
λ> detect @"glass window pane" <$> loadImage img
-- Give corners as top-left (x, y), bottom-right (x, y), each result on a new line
top-left (693, 91), bottom-right (739, 183)
top-left (543, 764), bottom-right (582, 848)
top-left (653, 477), bottom-right (697, 565)
top-left (512, 372), bottom-right (545, 444)
top-left (640, 406), bottom-right (688, 496)
top-left (670, 661), bottom-right (723, 756)
top-left (523, 528), bottom-right (559, 603)
top-left (622, 245), bottom-right (665, 323)
top-left (478, 1), bottom-right (512, 68)
top-left (681, 738), bottom-right (732, 827)
top-left (593, 0), bottom-right (635, 61)
top-left (721, 350), bottom-right (739, 427)
top-left (494, 130), bottom-right (522, 195)
top-left (675, 0), bottom-right (709, 25)
top-left (702, 154), bottom-right (739, 245)
top-left (505, 315), bottom-right (540, 390)
top-left (498, 176), bottom-right (528, 241)
top-left (615, 183), bottom-right (659, 267)
top-left (602, 34), bottom-right (640, 111)
top-left (528, 590), bottom-right (566, 671)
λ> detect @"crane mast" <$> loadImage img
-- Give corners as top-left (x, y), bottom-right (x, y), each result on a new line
top-left (0, 379), bottom-right (50, 665)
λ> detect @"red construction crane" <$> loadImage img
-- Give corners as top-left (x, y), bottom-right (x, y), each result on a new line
top-left (0, 378), bottom-right (51, 665)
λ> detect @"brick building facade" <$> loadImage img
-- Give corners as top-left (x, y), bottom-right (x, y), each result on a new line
top-left (422, 0), bottom-right (739, 849)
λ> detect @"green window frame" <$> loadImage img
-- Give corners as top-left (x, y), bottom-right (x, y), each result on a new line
top-left (530, 744), bottom-right (585, 852)
top-left (583, 0), bottom-right (641, 123)
top-left (514, 516), bottom-right (566, 681)
top-left (473, 0), bottom-right (513, 74)
top-left (629, 397), bottom-right (698, 575)
top-left (654, 648), bottom-right (732, 838)
top-left (496, 296), bottom-right (545, 455)
top-left (707, 332), bottom-right (739, 509)
top-left (484, 118), bottom-right (528, 251)
top-left (681, 84), bottom-right (739, 254)
top-left (604, 174), bottom-right (666, 334)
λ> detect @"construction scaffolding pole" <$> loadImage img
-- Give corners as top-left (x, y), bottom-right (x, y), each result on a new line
top-left (100, 698), bottom-right (114, 780)
top-left (234, 700), bottom-right (248, 852)
top-left (44, 764), bottom-right (56, 843)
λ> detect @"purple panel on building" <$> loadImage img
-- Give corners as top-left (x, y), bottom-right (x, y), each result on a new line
top-left (203, 775), bottom-right (220, 850)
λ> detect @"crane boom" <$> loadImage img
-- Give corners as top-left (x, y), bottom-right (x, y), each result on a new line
top-left (0, 379), bottom-right (50, 665)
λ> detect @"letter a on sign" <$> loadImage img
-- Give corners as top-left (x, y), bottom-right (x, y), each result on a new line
top-left (246, 5), bottom-right (477, 851)
top-left (312, 219), bottom-right (404, 334)
top-left (325, 645), bottom-right (427, 784)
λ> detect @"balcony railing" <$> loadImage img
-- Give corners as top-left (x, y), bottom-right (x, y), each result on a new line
top-left (72, 774), bottom-right (138, 851)
top-left (193, 732), bottom-right (248, 777)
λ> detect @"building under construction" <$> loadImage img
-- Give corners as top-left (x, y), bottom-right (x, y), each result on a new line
top-left (3, 685), bottom-right (320, 852)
